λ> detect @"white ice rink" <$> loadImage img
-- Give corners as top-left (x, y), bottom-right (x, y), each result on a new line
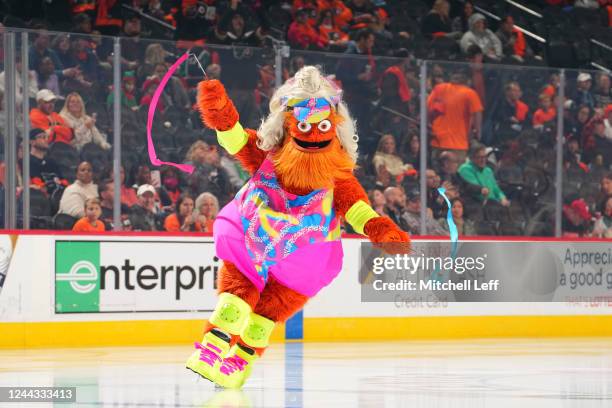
top-left (1, 338), bottom-right (611, 407)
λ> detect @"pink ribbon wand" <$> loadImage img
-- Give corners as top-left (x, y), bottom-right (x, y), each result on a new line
top-left (147, 52), bottom-right (206, 174)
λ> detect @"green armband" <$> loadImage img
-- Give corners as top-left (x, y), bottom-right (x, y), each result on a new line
top-left (345, 200), bottom-right (378, 235)
top-left (216, 122), bottom-right (248, 154)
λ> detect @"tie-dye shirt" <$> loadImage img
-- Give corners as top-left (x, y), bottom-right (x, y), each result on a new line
top-left (234, 156), bottom-right (341, 283)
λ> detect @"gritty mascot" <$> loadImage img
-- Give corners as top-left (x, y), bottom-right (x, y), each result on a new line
top-left (186, 66), bottom-right (410, 388)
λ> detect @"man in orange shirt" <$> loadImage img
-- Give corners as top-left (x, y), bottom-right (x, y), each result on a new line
top-left (427, 70), bottom-right (483, 163)
top-left (30, 89), bottom-right (73, 145)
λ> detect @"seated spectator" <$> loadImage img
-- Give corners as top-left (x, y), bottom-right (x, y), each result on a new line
top-left (58, 161), bottom-right (98, 218)
top-left (400, 187), bottom-right (447, 235)
top-left (589, 120), bottom-right (612, 167)
top-left (459, 143), bottom-right (509, 207)
top-left (72, 197), bottom-right (105, 232)
top-left (174, 0), bottom-right (214, 41)
top-left (372, 134), bottom-right (415, 184)
top-left (184, 141), bottom-right (232, 205)
top-left (460, 13), bottom-right (502, 61)
top-left (133, 164), bottom-right (172, 209)
top-left (60, 92), bottom-right (111, 151)
top-left (0, 54), bottom-right (38, 131)
top-left (112, 165), bottom-right (138, 208)
top-left (565, 104), bottom-right (591, 141)
top-left (437, 150), bottom-right (463, 186)
top-left (213, 8), bottom-right (261, 47)
top-left (293, 0), bottom-right (320, 26)
top-left (52, 34), bottom-right (73, 70)
top-left (129, 184), bottom-right (158, 231)
top-left (541, 73), bottom-right (560, 99)
top-left (149, 63), bottom-right (190, 111)
top-left (438, 197), bottom-right (475, 236)
top-left (30, 89), bottom-right (73, 145)
top-left (383, 186), bottom-right (409, 231)
top-left (532, 94), bottom-right (556, 129)
top-left (404, 134), bottom-right (420, 170)
top-left (420, 0), bottom-right (454, 39)
top-left (593, 196), bottom-right (612, 238)
top-left (318, 0), bottom-right (353, 30)
top-left (138, 43), bottom-right (168, 82)
top-left (164, 194), bottom-right (203, 232)
top-left (593, 73), bottom-right (611, 108)
top-left (562, 196), bottom-right (592, 237)
top-left (452, 0), bottom-right (474, 33)
top-left (28, 128), bottom-right (66, 195)
top-left (288, 8), bottom-right (326, 49)
top-left (29, 32), bottom-right (63, 74)
top-left (35, 56), bottom-right (62, 97)
top-left (98, 178), bottom-right (131, 228)
top-left (574, 73), bottom-right (595, 110)
top-left (367, 188), bottom-right (386, 217)
top-left (427, 70), bottom-right (483, 162)
top-left (317, 9), bottom-right (349, 49)
top-left (496, 16), bottom-right (532, 62)
top-left (107, 72), bottom-right (138, 111)
top-left (491, 81), bottom-right (529, 144)
top-left (194, 192), bottom-right (219, 233)
top-left (161, 167), bottom-right (182, 206)
top-left (600, 172), bottom-right (612, 209)
top-left (346, 0), bottom-right (378, 29)
top-left (140, 77), bottom-right (163, 113)
top-left (426, 168), bottom-right (446, 219)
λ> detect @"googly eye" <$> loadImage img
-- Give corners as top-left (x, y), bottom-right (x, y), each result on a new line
top-left (297, 121), bottom-right (311, 133)
top-left (317, 119), bottom-right (332, 132)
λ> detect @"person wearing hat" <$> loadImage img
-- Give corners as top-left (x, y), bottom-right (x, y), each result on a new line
top-left (30, 89), bottom-right (74, 145)
top-left (128, 184), bottom-right (159, 231)
top-left (574, 72), bottom-right (595, 110)
top-left (460, 13), bottom-right (502, 61)
top-left (562, 195), bottom-right (592, 237)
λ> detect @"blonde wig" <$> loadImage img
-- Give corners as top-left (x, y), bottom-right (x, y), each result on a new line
top-left (256, 65), bottom-right (359, 162)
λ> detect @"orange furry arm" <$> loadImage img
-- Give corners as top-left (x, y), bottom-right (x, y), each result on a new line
top-left (197, 80), bottom-right (239, 131)
top-left (234, 129), bottom-right (267, 175)
top-left (332, 174), bottom-right (369, 219)
top-left (333, 174), bottom-right (410, 254)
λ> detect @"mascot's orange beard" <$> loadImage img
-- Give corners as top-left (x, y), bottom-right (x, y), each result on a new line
top-left (272, 113), bottom-right (355, 195)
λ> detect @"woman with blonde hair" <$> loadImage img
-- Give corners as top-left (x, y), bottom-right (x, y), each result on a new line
top-left (60, 92), bottom-right (111, 151)
top-left (194, 192), bottom-right (219, 232)
top-left (372, 133), bottom-right (414, 185)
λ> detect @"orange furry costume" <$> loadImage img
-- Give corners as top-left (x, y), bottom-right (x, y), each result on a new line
top-left (186, 66), bottom-right (409, 388)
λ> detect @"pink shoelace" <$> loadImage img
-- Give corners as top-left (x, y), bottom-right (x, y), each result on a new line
top-left (194, 341), bottom-right (222, 367)
top-left (219, 354), bottom-right (249, 376)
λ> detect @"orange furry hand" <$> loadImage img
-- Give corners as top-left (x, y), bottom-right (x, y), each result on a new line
top-left (364, 216), bottom-right (411, 255)
top-left (197, 79), bottom-right (239, 131)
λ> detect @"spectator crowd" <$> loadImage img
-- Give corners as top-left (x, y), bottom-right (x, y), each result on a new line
top-left (0, 0), bottom-right (610, 238)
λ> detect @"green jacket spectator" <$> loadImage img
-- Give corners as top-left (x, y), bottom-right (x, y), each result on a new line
top-left (458, 144), bottom-right (509, 206)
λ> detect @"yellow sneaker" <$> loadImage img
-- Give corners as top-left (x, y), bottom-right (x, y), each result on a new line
top-left (185, 330), bottom-right (230, 383)
top-left (214, 344), bottom-right (259, 389)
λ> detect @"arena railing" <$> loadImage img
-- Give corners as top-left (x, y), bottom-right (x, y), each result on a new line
top-left (0, 27), bottom-right (609, 238)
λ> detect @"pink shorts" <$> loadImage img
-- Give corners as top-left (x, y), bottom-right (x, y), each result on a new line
top-left (213, 201), bottom-right (343, 297)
